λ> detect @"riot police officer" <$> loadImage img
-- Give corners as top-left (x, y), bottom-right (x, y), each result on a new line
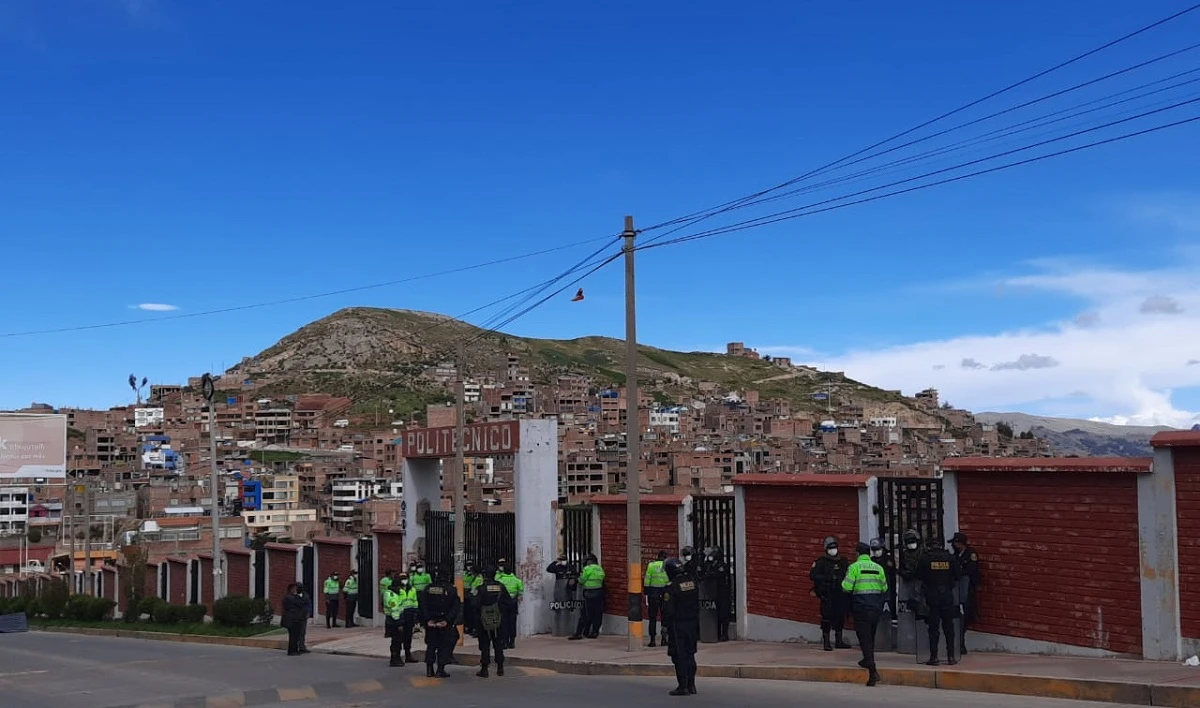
top-left (662, 557), bottom-right (700, 696)
top-left (809, 536), bottom-right (851, 651)
top-left (951, 532), bottom-right (981, 655)
top-left (703, 546), bottom-right (733, 642)
top-left (680, 545), bottom-right (702, 580)
top-left (916, 536), bottom-right (961, 666)
top-left (472, 565), bottom-right (515, 678)
top-left (417, 566), bottom-right (460, 678)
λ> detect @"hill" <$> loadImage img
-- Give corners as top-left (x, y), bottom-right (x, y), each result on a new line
top-left (228, 307), bottom-right (940, 424)
top-left (975, 412), bottom-right (1171, 457)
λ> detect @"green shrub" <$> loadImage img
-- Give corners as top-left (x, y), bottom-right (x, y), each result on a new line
top-left (149, 599), bottom-right (176, 624)
top-left (213, 595), bottom-right (268, 627)
top-left (181, 604), bottom-right (207, 623)
top-left (66, 596), bottom-right (116, 621)
top-left (25, 597), bottom-right (42, 617)
top-left (0, 598), bottom-right (11, 614)
top-left (40, 580), bottom-right (70, 619)
top-left (7, 597), bottom-right (27, 614)
top-left (138, 596), bottom-right (161, 619)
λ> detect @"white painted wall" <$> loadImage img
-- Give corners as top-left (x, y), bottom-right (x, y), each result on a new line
top-left (514, 419), bottom-right (558, 637)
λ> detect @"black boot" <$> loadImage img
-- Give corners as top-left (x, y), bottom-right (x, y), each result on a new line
top-left (568, 634), bottom-right (583, 640)
top-left (477, 663), bottom-right (489, 678)
top-left (648, 637), bottom-right (656, 648)
top-left (925, 652), bottom-right (939, 666)
top-left (867, 670), bottom-right (881, 687)
top-left (822, 632), bottom-right (833, 651)
top-left (669, 687), bottom-right (689, 696)
top-left (436, 664), bottom-right (450, 678)
top-left (389, 651), bottom-right (404, 667)
top-left (497, 663), bottom-right (504, 676)
top-left (835, 631), bottom-right (851, 649)
top-left (426, 664), bottom-right (435, 677)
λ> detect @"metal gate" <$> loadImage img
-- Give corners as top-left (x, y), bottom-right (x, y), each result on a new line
top-left (158, 563), bottom-right (168, 600)
top-left (301, 545), bottom-right (315, 618)
top-left (356, 539), bottom-right (375, 620)
top-left (189, 560), bottom-right (199, 605)
top-left (877, 476), bottom-right (945, 551)
top-left (561, 505), bottom-right (593, 564)
top-left (424, 509), bottom-right (516, 574)
top-left (689, 495), bottom-right (736, 616)
top-left (253, 549), bottom-right (267, 600)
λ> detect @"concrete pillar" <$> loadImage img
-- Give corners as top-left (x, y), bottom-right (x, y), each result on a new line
top-left (1138, 447), bottom-right (1182, 660)
top-left (733, 484), bottom-right (748, 642)
top-left (858, 476), bottom-right (878, 543)
top-left (680, 494), bottom-right (695, 550)
top-left (513, 419), bottom-right (558, 637)
top-left (941, 469), bottom-right (960, 540)
top-left (401, 457), bottom-right (443, 560)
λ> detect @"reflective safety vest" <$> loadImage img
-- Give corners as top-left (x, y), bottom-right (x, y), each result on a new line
top-left (343, 576), bottom-right (358, 594)
top-left (323, 577), bottom-right (340, 595)
top-left (645, 560), bottom-right (669, 588)
top-left (842, 554), bottom-right (888, 612)
top-left (383, 589), bottom-right (402, 620)
top-left (411, 572), bottom-right (432, 592)
top-left (580, 563), bottom-right (605, 590)
top-left (497, 572), bottom-right (524, 599)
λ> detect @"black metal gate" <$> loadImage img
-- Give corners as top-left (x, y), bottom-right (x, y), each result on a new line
top-left (300, 545), bottom-right (315, 618)
top-left (424, 509), bottom-right (516, 575)
top-left (189, 559), bottom-right (199, 605)
top-left (158, 563), bottom-right (168, 600)
top-left (561, 505), bottom-right (593, 564)
top-left (689, 495), bottom-right (736, 616)
top-left (253, 549), bottom-right (267, 600)
top-left (877, 476), bottom-right (945, 551)
top-left (356, 539), bottom-right (375, 620)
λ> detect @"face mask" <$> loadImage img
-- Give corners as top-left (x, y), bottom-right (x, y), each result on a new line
top-left (906, 543), bottom-right (918, 550)
top-left (400, 579), bottom-right (409, 586)
top-left (871, 550), bottom-right (882, 558)
top-left (682, 554), bottom-right (692, 561)
top-left (416, 567), bottom-right (425, 574)
top-left (826, 548), bottom-right (838, 557)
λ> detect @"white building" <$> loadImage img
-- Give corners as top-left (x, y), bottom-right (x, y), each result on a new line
top-left (0, 487), bottom-right (29, 535)
top-left (868, 416), bottom-right (898, 428)
top-left (242, 509), bottom-right (316, 537)
top-left (650, 407), bottom-right (682, 435)
top-left (134, 408), bottom-right (165, 428)
top-left (330, 478), bottom-right (403, 526)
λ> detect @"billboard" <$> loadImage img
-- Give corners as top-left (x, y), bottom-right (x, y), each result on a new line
top-left (399, 420), bottom-right (520, 459)
top-left (0, 413), bottom-right (68, 479)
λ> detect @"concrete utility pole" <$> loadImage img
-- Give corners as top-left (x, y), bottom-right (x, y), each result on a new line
top-left (67, 482), bottom-right (76, 591)
top-left (83, 480), bottom-right (93, 595)
top-left (622, 215), bottom-right (644, 652)
top-left (453, 341), bottom-right (467, 646)
top-left (201, 374), bottom-right (223, 604)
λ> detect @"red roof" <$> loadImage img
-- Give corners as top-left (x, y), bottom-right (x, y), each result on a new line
top-left (0, 546), bottom-right (54, 566)
top-left (940, 457), bottom-right (1151, 473)
top-left (590, 494), bottom-right (688, 505)
top-left (1150, 430), bottom-right (1200, 448)
top-left (733, 473), bottom-right (873, 488)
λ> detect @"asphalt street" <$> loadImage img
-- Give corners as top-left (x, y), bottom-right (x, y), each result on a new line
top-left (0, 632), bottom-right (1147, 708)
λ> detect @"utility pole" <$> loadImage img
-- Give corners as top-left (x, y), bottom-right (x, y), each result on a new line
top-left (201, 374), bottom-right (223, 604)
top-left (453, 342), bottom-right (467, 646)
top-left (67, 482), bottom-right (76, 591)
top-left (83, 480), bottom-right (93, 595)
top-left (622, 215), bottom-right (643, 652)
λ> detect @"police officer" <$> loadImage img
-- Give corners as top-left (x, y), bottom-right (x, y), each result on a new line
top-left (410, 560), bottom-right (433, 594)
top-left (680, 546), bottom-right (702, 580)
top-left (950, 532), bottom-right (981, 655)
top-left (472, 565), bottom-right (515, 678)
top-left (809, 536), bottom-right (851, 651)
top-left (662, 557), bottom-right (700, 696)
top-left (417, 566), bottom-right (460, 678)
top-left (392, 572), bottom-right (419, 664)
top-left (703, 546), bottom-right (733, 642)
top-left (382, 579), bottom-right (405, 667)
top-left (462, 560), bottom-right (480, 638)
top-left (546, 554), bottom-right (572, 578)
top-left (570, 553), bottom-right (605, 640)
top-left (644, 550), bottom-right (670, 647)
top-left (916, 536), bottom-right (960, 666)
top-left (842, 542), bottom-right (887, 687)
top-left (342, 570), bottom-right (359, 628)
top-left (322, 572), bottom-right (341, 629)
top-left (495, 558), bottom-right (524, 649)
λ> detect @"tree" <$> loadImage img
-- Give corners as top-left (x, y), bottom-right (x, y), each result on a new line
top-left (26, 528), bottom-right (42, 544)
top-left (995, 421), bottom-right (1014, 439)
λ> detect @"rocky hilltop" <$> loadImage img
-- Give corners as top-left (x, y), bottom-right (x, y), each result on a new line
top-left (974, 412), bottom-right (1170, 457)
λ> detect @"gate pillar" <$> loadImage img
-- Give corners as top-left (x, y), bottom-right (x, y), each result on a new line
top-left (514, 419), bottom-right (558, 637)
top-left (402, 457), bottom-right (443, 561)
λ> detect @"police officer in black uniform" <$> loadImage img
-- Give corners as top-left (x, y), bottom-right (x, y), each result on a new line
top-left (703, 546), bottom-right (733, 642)
top-left (950, 532), bottom-right (981, 655)
top-left (680, 545), bottom-right (702, 580)
top-left (916, 536), bottom-right (961, 666)
top-left (809, 536), bottom-right (851, 651)
top-left (662, 557), bottom-right (700, 696)
top-left (417, 566), bottom-right (461, 678)
top-left (472, 565), bottom-right (515, 679)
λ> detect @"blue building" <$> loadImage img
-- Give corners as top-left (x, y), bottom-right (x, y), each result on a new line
top-left (241, 479), bottom-right (263, 512)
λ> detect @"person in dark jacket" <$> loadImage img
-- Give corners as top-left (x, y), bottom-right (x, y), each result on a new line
top-left (702, 546), bottom-right (733, 642)
top-left (663, 557), bottom-right (700, 696)
top-left (810, 536), bottom-right (851, 651)
top-left (950, 532), bottom-right (982, 655)
top-left (282, 583), bottom-right (308, 656)
top-left (418, 566), bottom-right (461, 678)
top-left (472, 565), bottom-right (516, 678)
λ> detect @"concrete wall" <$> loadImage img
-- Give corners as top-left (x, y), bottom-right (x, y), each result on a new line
top-left (514, 418), bottom-right (558, 637)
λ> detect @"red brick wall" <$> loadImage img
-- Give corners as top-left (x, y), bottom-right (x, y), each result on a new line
top-left (167, 560), bottom-right (188, 606)
top-left (598, 503), bottom-right (681, 616)
top-left (1176, 448), bottom-right (1200, 639)
top-left (145, 563), bottom-right (161, 600)
top-left (376, 531), bottom-right (404, 610)
top-left (744, 485), bottom-right (860, 623)
top-left (198, 556), bottom-right (213, 611)
top-left (315, 539), bottom-right (353, 607)
top-left (226, 550), bottom-right (251, 598)
top-left (957, 471), bottom-right (1142, 655)
top-left (101, 567), bottom-right (118, 603)
top-left (267, 545), bottom-right (300, 616)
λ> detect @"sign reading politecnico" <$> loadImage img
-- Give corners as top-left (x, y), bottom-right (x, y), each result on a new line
top-left (399, 420), bottom-right (520, 458)
top-left (0, 413), bottom-right (68, 479)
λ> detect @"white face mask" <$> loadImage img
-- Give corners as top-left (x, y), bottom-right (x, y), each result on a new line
top-left (416, 567), bottom-right (425, 574)
top-left (826, 548), bottom-right (838, 557)
top-left (400, 579), bottom-right (409, 586)
top-left (906, 543), bottom-right (919, 550)
top-left (682, 554), bottom-right (692, 561)
top-left (871, 550), bottom-right (883, 558)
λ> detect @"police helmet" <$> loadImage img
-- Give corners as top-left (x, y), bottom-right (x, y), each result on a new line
top-left (432, 564), bottom-right (450, 582)
top-left (585, 553), bottom-right (598, 565)
top-left (902, 529), bottom-right (920, 543)
top-left (926, 536), bottom-right (943, 549)
top-left (869, 538), bottom-right (885, 551)
top-left (482, 565), bottom-right (498, 579)
top-left (680, 545), bottom-right (695, 557)
top-left (664, 557), bottom-right (684, 580)
top-left (823, 536), bottom-right (838, 549)
top-left (855, 541), bottom-right (872, 556)
top-left (657, 550), bottom-right (669, 561)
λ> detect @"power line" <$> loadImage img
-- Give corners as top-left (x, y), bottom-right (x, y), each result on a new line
top-left (637, 3), bottom-right (1200, 241)
top-left (641, 111), bottom-right (1200, 250)
top-left (0, 234), bottom-right (618, 339)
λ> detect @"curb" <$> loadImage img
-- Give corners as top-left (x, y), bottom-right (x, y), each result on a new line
top-left (33, 627), bottom-right (1200, 706)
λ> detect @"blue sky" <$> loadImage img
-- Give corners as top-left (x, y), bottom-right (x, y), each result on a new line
top-left (2, 0), bottom-right (1199, 425)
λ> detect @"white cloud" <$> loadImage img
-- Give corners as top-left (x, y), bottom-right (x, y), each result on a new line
top-left (806, 259), bottom-right (1200, 428)
top-left (131, 303), bottom-right (179, 312)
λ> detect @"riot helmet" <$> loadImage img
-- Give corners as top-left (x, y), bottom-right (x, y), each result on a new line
top-left (664, 557), bottom-right (684, 581)
top-left (680, 546), bottom-right (695, 561)
top-left (903, 529), bottom-right (921, 551)
top-left (823, 536), bottom-right (838, 556)
top-left (869, 538), bottom-right (886, 559)
top-left (657, 550), bottom-right (669, 561)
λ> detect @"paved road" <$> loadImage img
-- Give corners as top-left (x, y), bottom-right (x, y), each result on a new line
top-left (0, 633), bottom-right (1144, 708)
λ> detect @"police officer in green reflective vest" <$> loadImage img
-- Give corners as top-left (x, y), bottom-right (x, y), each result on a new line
top-left (495, 558), bottom-right (525, 649)
top-left (322, 572), bottom-right (341, 629)
top-left (342, 570), bottom-right (359, 628)
top-left (645, 550), bottom-right (670, 647)
top-left (410, 561), bottom-right (432, 594)
top-left (570, 553), bottom-right (605, 640)
top-left (841, 542), bottom-right (888, 687)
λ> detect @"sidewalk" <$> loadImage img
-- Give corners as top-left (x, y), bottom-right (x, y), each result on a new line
top-left (312, 631), bottom-right (1200, 706)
